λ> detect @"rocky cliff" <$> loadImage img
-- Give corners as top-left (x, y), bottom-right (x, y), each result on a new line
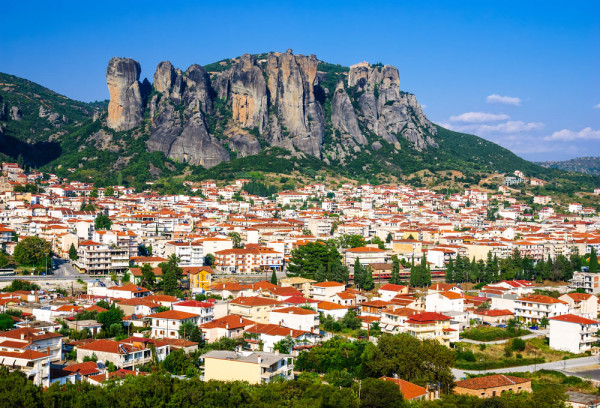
top-left (105, 50), bottom-right (437, 168)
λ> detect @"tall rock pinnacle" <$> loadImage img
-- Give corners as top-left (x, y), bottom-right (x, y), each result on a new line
top-left (106, 57), bottom-right (146, 131)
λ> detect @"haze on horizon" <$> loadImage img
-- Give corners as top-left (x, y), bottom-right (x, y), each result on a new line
top-left (1, 0), bottom-right (598, 162)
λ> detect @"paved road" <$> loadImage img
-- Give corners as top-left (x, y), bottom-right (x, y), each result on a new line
top-left (458, 330), bottom-right (548, 345)
top-left (452, 355), bottom-right (600, 380)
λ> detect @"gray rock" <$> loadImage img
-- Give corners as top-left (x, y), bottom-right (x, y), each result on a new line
top-left (331, 81), bottom-right (367, 145)
top-left (10, 106), bottom-right (22, 121)
top-left (106, 57), bottom-right (145, 131)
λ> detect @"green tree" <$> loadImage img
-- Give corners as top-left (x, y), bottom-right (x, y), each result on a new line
top-left (273, 335), bottom-right (295, 354)
top-left (363, 265), bottom-right (374, 291)
top-left (386, 233), bottom-right (393, 243)
top-left (228, 231), bottom-right (242, 248)
top-left (13, 237), bottom-right (52, 268)
top-left (104, 186), bottom-right (114, 197)
top-left (94, 213), bottom-right (112, 230)
top-left (540, 316), bottom-right (549, 327)
top-left (270, 269), bottom-right (278, 285)
top-left (354, 258), bottom-right (365, 289)
top-left (445, 257), bottom-right (454, 283)
top-left (89, 187), bottom-right (98, 198)
top-left (390, 255), bottom-right (400, 285)
top-left (179, 321), bottom-right (203, 343)
top-left (0, 314), bottom-right (15, 331)
top-left (287, 241), bottom-right (345, 282)
top-left (140, 263), bottom-right (156, 288)
top-left (160, 255), bottom-right (182, 296)
top-left (339, 234), bottom-right (366, 248)
top-left (204, 253), bottom-right (215, 266)
top-left (354, 378), bottom-right (405, 408)
top-left (590, 248), bottom-right (599, 274)
top-left (96, 305), bottom-right (124, 332)
top-left (68, 243), bottom-right (78, 260)
top-left (511, 337), bottom-right (526, 351)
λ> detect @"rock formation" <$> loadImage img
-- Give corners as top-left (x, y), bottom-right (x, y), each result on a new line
top-left (105, 50), bottom-right (437, 168)
top-left (106, 57), bottom-right (148, 131)
top-left (10, 106), bottom-right (22, 121)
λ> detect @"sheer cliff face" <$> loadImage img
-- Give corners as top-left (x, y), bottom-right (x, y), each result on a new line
top-left (105, 51), bottom-right (436, 168)
top-left (106, 58), bottom-right (148, 131)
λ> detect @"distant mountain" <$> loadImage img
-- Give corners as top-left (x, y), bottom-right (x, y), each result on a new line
top-left (1, 50), bottom-right (599, 191)
top-left (537, 157), bottom-right (600, 175)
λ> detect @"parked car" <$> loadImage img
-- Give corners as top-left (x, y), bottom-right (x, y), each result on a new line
top-left (482, 322), bottom-right (491, 326)
top-left (497, 324), bottom-right (507, 328)
top-left (529, 326), bottom-right (538, 330)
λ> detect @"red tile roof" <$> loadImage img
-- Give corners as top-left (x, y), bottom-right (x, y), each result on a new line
top-left (549, 314), bottom-right (598, 325)
top-left (381, 377), bottom-right (427, 400)
top-left (455, 374), bottom-right (530, 390)
top-left (147, 310), bottom-right (199, 320)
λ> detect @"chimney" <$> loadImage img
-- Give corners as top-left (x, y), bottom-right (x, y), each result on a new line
top-left (257, 355), bottom-right (262, 364)
top-left (240, 317), bottom-right (242, 324)
top-left (226, 323), bottom-right (229, 329)
top-left (21, 333), bottom-right (26, 340)
top-left (105, 371), bottom-right (109, 380)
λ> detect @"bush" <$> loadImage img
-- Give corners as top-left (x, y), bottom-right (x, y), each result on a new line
top-left (512, 338), bottom-right (526, 351)
top-left (461, 326), bottom-right (530, 342)
top-left (456, 349), bottom-right (476, 362)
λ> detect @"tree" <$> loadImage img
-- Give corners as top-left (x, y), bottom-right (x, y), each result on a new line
top-left (339, 234), bottom-right (366, 249)
top-left (140, 264), bottom-right (156, 288)
top-left (204, 253), bottom-right (215, 266)
top-left (354, 258), bottom-right (365, 289)
top-left (270, 269), bottom-right (278, 285)
top-left (0, 252), bottom-right (10, 268)
top-left (386, 233), bottom-right (393, 243)
top-left (354, 378), bottom-right (405, 408)
top-left (511, 338), bottom-right (526, 351)
top-left (68, 243), bottom-right (78, 261)
top-left (371, 236), bottom-right (385, 250)
top-left (13, 237), bottom-right (52, 268)
top-left (89, 188), bottom-right (98, 198)
top-left (160, 255), bottom-right (182, 296)
top-left (0, 314), bottom-right (15, 331)
top-left (540, 317), bottom-right (549, 328)
top-left (287, 241), bottom-right (346, 282)
top-left (273, 335), bottom-right (295, 354)
top-left (445, 257), bottom-right (454, 283)
top-left (363, 265), bottom-right (374, 291)
top-left (590, 248), bottom-right (599, 274)
top-left (178, 321), bottom-right (203, 343)
top-left (96, 305), bottom-right (124, 332)
top-left (390, 255), bottom-right (400, 285)
top-left (94, 213), bottom-right (112, 230)
top-left (104, 186), bottom-right (114, 197)
top-left (228, 232), bottom-right (242, 248)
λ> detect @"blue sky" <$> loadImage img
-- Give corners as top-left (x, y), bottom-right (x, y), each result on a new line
top-left (2, 0), bottom-right (599, 161)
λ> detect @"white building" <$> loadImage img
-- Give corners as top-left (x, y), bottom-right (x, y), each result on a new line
top-left (147, 310), bottom-right (201, 339)
top-left (172, 300), bottom-right (214, 324)
top-left (548, 314), bottom-right (599, 354)
top-left (425, 292), bottom-right (465, 313)
top-left (311, 282), bottom-right (346, 301)
top-left (269, 307), bottom-right (319, 332)
top-left (515, 295), bottom-right (569, 324)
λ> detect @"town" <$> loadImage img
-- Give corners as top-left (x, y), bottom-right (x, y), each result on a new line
top-left (0, 161), bottom-right (599, 407)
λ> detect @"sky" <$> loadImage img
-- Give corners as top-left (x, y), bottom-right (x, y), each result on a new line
top-left (2, 0), bottom-right (599, 161)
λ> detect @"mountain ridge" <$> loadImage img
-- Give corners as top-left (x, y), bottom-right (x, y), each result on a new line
top-left (537, 157), bottom-right (600, 176)
top-left (0, 51), bottom-right (598, 193)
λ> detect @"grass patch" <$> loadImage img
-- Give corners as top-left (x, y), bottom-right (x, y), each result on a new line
top-left (461, 326), bottom-right (531, 342)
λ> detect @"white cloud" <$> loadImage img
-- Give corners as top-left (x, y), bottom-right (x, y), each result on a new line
top-left (486, 94), bottom-right (522, 106)
top-left (594, 103), bottom-right (600, 109)
top-left (443, 120), bottom-right (544, 135)
top-left (449, 112), bottom-right (510, 123)
top-left (421, 104), bottom-right (428, 109)
top-left (476, 121), bottom-right (544, 134)
top-left (544, 127), bottom-right (600, 141)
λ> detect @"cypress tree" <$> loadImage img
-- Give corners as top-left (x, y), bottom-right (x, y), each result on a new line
top-left (445, 257), bottom-right (454, 283)
top-left (391, 255), bottom-right (400, 284)
top-left (353, 258), bottom-right (365, 289)
top-left (270, 269), bottom-right (278, 285)
top-left (590, 248), bottom-right (599, 274)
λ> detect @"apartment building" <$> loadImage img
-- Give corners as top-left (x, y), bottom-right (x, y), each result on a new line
top-left (515, 295), bottom-right (569, 324)
top-left (558, 293), bottom-right (598, 318)
top-left (269, 307), bottom-right (319, 332)
top-left (147, 310), bottom-right (201, 339)
top-left (344, 246), bottom-right (387, 266)
top-left (569, 272), bottom-right (600, 295)
top-left (202, 350), bottom-right (293, 384)
top-left (549, 314), bottom-right (599, 354)
top-left (228, 297), bottom-right (283, 323)
top-left (164, 241), bottom-right (204, 266)
top-left (76, 240), bottom-right (129, 275)
top-left (405, 312), bottom-right (456, 346)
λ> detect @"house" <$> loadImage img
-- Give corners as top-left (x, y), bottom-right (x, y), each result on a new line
top-left (330, 291), bottom-right (358, 307)
top-left (475, 309), bottom-right (514, 325)
top-left (201, 350), bottom-right (293, 384)
top-left (548, 314), bottom-right (599, 354)
top-left (405, 312), bottom-right (456, 346)
top-left (515, 295), bottom-right (569, 324)
top-left (0, 349), bottom-right (51, 386)
top-left (76, 338), bottom-right (171, 369)
top-left (377, 284), bottom-right (409, 301)
top-left (428, 283), bottom-right (463, 295)
top-left (559, 293), bottom-right (598, 318)
top-left (345, 246), bottom-right (387, 266)
top-left (380, 308), bottom-right (419, 334)
top-left (311, 281), bottom-right (346, 301)
top-left (360, 300), bottom-right (392, 317)
top-left (187, 266), bottom-right (214, 294)
top-left (172, 300), bottom-right (214, 324)
top-left (199, 315), bottom-right (255, 343)
top-left (147, 310), bottom-right (201, 339)
top-left (381, 376), bottom-right (438, 401)
top-left (208, 282), bottom-right (254, 299)
top-left (0, 327), bottom-right (63, 361)
top-left (425, 292), bottom-right (465, 313)
top-left (279, 277), bottom-right (316, 298)
top-left (268, 307), bottom-right (319, 332)
top-left (454, 374), bottom-right (531, 398)
top-left (244, 323), bottom-right (319, 354)
top-left (116, 298), bottom-right (162, 316)
top-left (228, 297), bottom-right (283, 323)
top-left (76, 241), bottom-right (129, 275)
top-left (317, 301), bottom-right (349, 320)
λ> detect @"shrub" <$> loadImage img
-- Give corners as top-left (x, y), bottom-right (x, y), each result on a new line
top-left (512, 338), bottom-right (526, 351)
